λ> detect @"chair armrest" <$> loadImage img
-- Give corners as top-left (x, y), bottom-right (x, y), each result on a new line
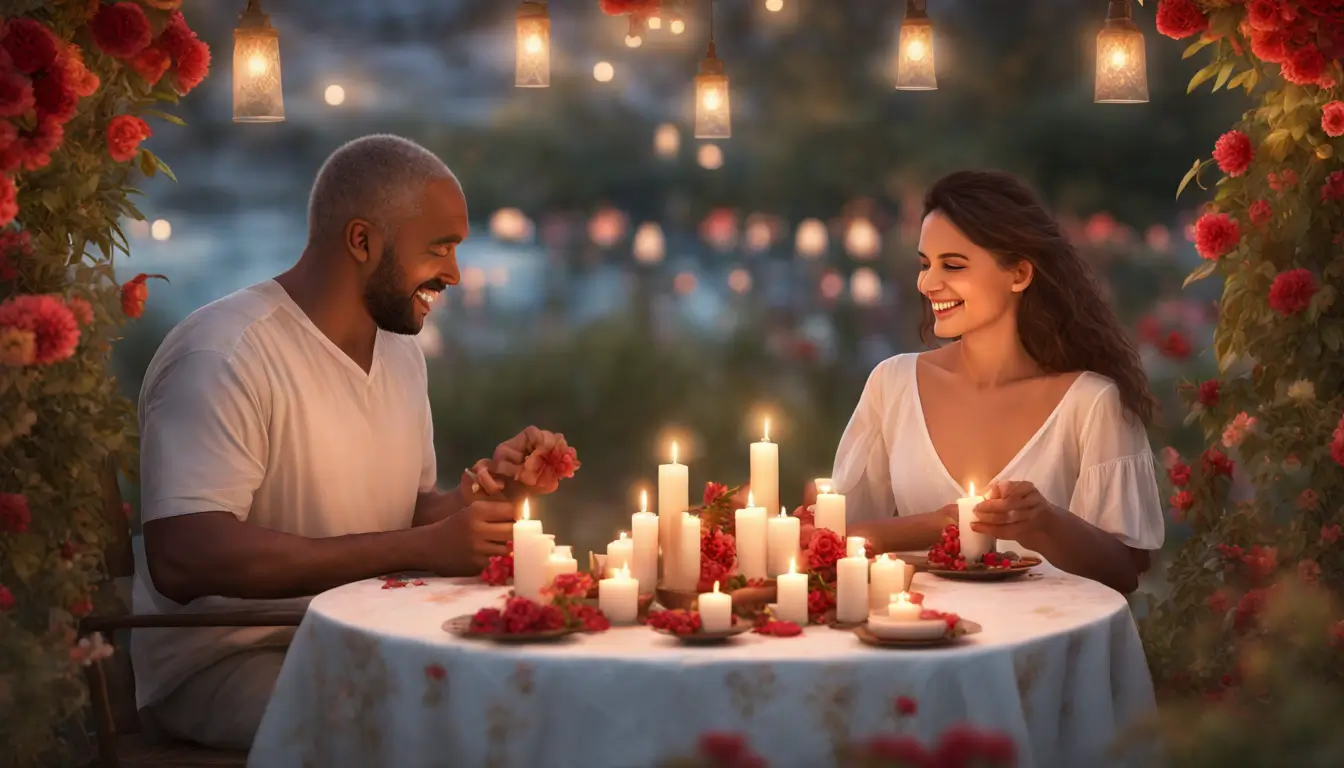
top-left (80, 609), bottom-right (307, 634)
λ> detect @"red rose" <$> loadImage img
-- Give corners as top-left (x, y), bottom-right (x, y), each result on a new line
top-left (806, 528), bottom-right (844, 573)
top-left (157, 13), bottom-right (198, 62)
top-left (469, 607), bottom-right (503, 633)
top-left (1242, 545), bottom-right (1278, 581)
top-left (0, 493), bottom-right (30, 534)
top-left (1167, 462), bottom-right (1191, 487)
top-left (131, 47), bottom-right (172, 85)
top-left (121, 274), bottom-right (150, 318)
top-left (1158, 330), bottom-right (1191, 360)
top-left (1193, 213), bottom-right (1240, 260)
top-left (1, 18), bottom-right (60, 74)
top-left (1213, 131), bottom-right (1253, 177)
top-left (0, 294), bottom-right (80, 364)
top-left (174, 38), bottom-right (211, 94)
top-left (753, 619), bottom-right (802, 637)
top-left (481, 552), bottom-right (514, 585)
top-left (89, 2), bottom-right (153, 59)
top-left (0, 585), bottom-right (13, 612)
top-left (1324, 101), bottom-right (1344, 137)
top-left (1197, 379), bottom-right (1220, 407)
top-left (544, 572), bottom-right (594, 600)
top-left (107, 114), bottom-right (152, 163)
top-left (1267, 268), bottom-right (1317, 315)
top-left (1247, 199), bottom-right (1272, 227)
top-left (1250, 27), bottom-right (1290, 62)
top-left (1234, 588), bottom-right (1268, 630)
top-left (0, 68), bottom-right (35, 119)
top-left (894, 695), bottom-right (918, 717)
top-left (1201, 448), bottom-right (1234, 477)
top-left (807, 588), bottom-right (833, 623)
top-left (33, 66), bottom-right (77, 123)
top-left (1169, 490), bottom-right (1194, 514)
top-left (1322, 524), bottom-right (1341, 544)
top-left (1247, 0), bottom-right (1281, 31)
top-left (1321, 170), bottom-right (1344, 201)
top-left (1155, 0), bottom-right (1209, 40)
top-left (0, 176), bottom-right (15, 229)
top-left (1282, 46), bottom-right (1327, 85)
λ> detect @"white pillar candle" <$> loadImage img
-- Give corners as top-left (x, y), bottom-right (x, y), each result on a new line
top-left (545, 545), bottom-right (578, 586)
top-left (775, 557), bottom-right (809, 625)
top-left (606, 531), bottom-right (633, 577)
top-left (672, 512), bottom-right (702, 591)
top-left (733, 492), bottom-right (768, 581)
top-left (631, 490), bottom-right (659, 593)
top-left (749, 418), bottom-right (779, 520)
top-left (835, 539), bottom-right (869, 623)
top-left (888, 591), bottom-right (922, 621)
top-left (698, 580), bottom-right (733, 632)
top-left (869, 554), bottom-right (905, 611)
top-left (512, 499), bottom-right (548, 601)
top-left (659, 440), bottom-right (689, 583)
top-left (766, 506), bottom-right (800, 578)
top-left (957, 482), bottom-right (994, 562)
top-left (814, 480), bottom-right (846, 537)
top-left (599, 564), bottom-right (640, 625)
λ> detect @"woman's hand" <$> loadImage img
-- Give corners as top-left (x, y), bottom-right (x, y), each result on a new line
top-left (971, 481), bottom-right (1056, 540)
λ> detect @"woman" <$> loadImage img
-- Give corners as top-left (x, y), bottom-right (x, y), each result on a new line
top-left (828, 169), bottom-right (1164, 594)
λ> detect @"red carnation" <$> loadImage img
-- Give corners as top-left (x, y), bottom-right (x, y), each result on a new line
top-left (131, 47), bottom-right (171, 85)
top-left (1247, 0), bottom-right (1281, 31)
top-left (1201, 448), bottom-right (1234, 477)
top-left (1194, 213), bottom-right (1240, 260)
top-left (16, 116), bottom-right (64, 172)
top-left (1324, 101), bottom-right (1344, 137)
top-left (1170, 490), bottom-right (1195, 514)
top-left (1282, 46), bottom-right (1327, 85)
top-left (520, 439), bottom-right (581, 490)
top-left (1248, 199), bottom-right (1272, 227)
top-left (0, 176), bottom-right (15, 229)
top-left (1213, 131), bottom-right (1253, 177)
top-left (1197, 379), bottom-right (1220, 407)
top-left (1, 18), bottom-right (59, 74)
top-left (66, 297), bottom-right (93, 326)
top-left (157, 13), bottom-right (198, 62)
top-left (1267, 268), bottom-right (1317, 315)
top-left (121, 274), bottom-right (150, 318)
top-left (0, 294), bottom-right (80, 364)
top-left (89, 2), bottom-right (153, 59)
top-left (1250, 27), bottom-right (1290, 62)
top-left (0, 68), bottom-right (35, 119)
top-left (33, 66), bottom-right (77, 123)
top-left (174, 38), bottom-right (211, 94)
top-left (1159, 330), bottom-right (1191, 361)
top-left (1321, 170), bottom-right (1344, 202)
top-left (1322, 523), bottom-right (1341, 544)
top-left (1156, 0), bottom-right (1209, 40)
top-left (1167, 461), bottom-right (1191, 487)
top-left (703, 482), bottom-right (729, 506)
top-left (0, 492), bottom-right (30, 534)
top-left (56, 43), bottom-right (100, 98)
top-left (107, 114), bottom-right (151, 163)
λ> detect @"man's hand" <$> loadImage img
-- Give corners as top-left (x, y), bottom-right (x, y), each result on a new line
top-left (421, 496), bottom-right (517, 575)
top-left (491, 426), bottom-right (566, 494)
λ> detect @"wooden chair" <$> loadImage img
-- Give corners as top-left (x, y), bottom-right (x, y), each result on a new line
top-left (78, 461), bottom-right (306, 767)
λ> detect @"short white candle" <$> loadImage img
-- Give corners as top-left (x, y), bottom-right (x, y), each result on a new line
top-left (767, 506), bottom-right (800, 578)
top-left (814, 480), bottom-right (846, 537)
top-left (512, 500), bottom-right (549, 601)
top-left (659, 440), bottom-right (689, 583)
top-left (775, 557), bottom-right (809, 625)
top-left (672, 512), bottom-right (702, 591)
top-left (869, 554), bottom-right (905, 611)
top-left (957, 482), bottom-right (994, 562)
top-left (631, 490), bottom-right (659, 593)
top-left (835, 539), bottom-right (868, 623)
top-left (698, 580), bottom-right (733, 632)
top-left (606, 531), bottom-right (633, 576)
top-left (546, 545), bottom-right (578, 586)
top-left (734, 491), bottom-right (768, 581)
top-left (887, 591), bottom-right (922, 621)
top-left (749, 417), bottom-right (779, 520)
top-left (599, 564), bottom-right (639, 625)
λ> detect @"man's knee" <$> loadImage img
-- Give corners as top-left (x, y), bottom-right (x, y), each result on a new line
top-left (150, 648), bottom-right (286, 751)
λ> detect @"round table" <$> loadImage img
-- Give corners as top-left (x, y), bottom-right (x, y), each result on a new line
top-left (248, 566), bottom-right (1156, 768)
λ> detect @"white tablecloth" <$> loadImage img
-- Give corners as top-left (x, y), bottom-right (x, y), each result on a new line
top-left (248, 566), bottom-right (1156, 768)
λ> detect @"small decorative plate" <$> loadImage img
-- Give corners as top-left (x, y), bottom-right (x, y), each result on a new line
top-left (853, 619), bottom-right (982, 649)
top-left (651, 624), bottom-right (752, 644)
top-left (926, 557), bottom-right (1042, 582)
top-left (443, 615), bottom-right (575, 643)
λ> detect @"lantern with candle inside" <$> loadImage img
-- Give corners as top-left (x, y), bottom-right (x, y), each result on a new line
top-left (694, 44), bottom-right (731, 139)
top-left (515, 1), bottom-right (550, 88)
top-left (814, 479), bottom-right (846, 537)
top-left (512, 499), bottom-right (549, 601)
top-left (698, 581), bottom-right (733, 632)
top-left (894, 0), bottom-right (936, 91)
top-left (599, 564), bottom-right (640, 625)
top-left (957, 482), bottom-right (995, 561)
top-left (233, 0), bottom-right (285, 122)
top-left (1094, 0), bottom-right (1148, 104)
top-left (774, 558), bottom-right (809, 625)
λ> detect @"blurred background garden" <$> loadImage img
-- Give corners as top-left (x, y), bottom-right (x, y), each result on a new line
top-left (112, 0), bottom-right (1236, 579)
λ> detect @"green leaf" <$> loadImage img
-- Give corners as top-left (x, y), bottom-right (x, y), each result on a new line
top-left (76, 173), bottom-right (101, 199)
top-left (41, 187), bottom-right (62, 212)
top-left (141, 108), bottom-right (186, 126)
top-left (146, 150), bottom-right (177, 183)
top-left (1177, 158), bottom-right (1207, 200)
top-left (1291, 121), bottom-right (1308, 140)
top-left (1188, 59), bottom-right (1223, 94)
top-left (1183, 38), bottom-right (1213, 60)
top-left (1284, 84), bottom-right (1306, 113)
top-left (1323, 324), bottom-right (1344, 352)
top-left (1213, 60), bottom-right (1236, 92)
top-left (1262, 128), bottom-right (1294, 161)
top-left (1184, 260), bottom-right (1218, 288)
top-left (1227, 69), bottom-right (1255, 90)
top-left (138, 150), bottom-right (157, 178)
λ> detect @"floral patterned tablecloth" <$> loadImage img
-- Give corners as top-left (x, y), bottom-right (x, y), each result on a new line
top-left (248, 566), bottom-right (1156, 768)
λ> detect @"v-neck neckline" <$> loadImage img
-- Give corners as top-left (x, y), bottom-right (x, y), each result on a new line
top-left (909, 354), bottom-right (1086, 498)
top-left (264, 279), bottom-right (383, 384)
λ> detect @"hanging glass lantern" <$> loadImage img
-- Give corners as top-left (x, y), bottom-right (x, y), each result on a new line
top-left (515, 1), bottom-right (550, 88)
top-left (695, 44), bottom-right (731, 138)
top-left (1094, 0), bottom-right (1148, 104)
top-left (895, 0), bottom-right (936, 91)
top-left (625, 16), bottom-right (644, 47)
top-left (232, 0), bottom-right (284, 122)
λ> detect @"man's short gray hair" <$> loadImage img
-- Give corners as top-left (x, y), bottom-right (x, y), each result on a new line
top-left (306, 134), bottom-right (455, 247)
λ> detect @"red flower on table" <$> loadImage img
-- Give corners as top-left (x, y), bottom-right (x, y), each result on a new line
top-left (543, 572), bottom-right (594, 600)
top-left (424, 663), bottom-right (447, 681)
top-left (0, 492), bottom-right (29, 534)
top-left (481, 547), bottom-right (514, 586)
top-left (806, 528), bottom-right (844, 573)
top-left (1213, 131), bottom-right (1253, 177)
top-left (469, 607), bottom-right (503, 634)
top-left (807, 588), bottom-right (835, 624)
top-left (0, 294), bottom-right (80, 365)
top-left (753, 619), bottom-right (802, 637)
top-left (697, 526), bottom-right (737, 592)
top-left (920, 608), bottom-right (960, 633)
top-left (1268, 268), bottom-right (1317, 316)
top-left (568, 603), bottom-right (611, 632)
top-left (1155, 0), bottom-right (1209, 40)
top-left (648, 609), bottom-right (702, 635)
top-left (107, 114), bottom-right (151, 163)
top-left (1, 18), bottom-right (59, 73)
top-left (89, 2), bottom-right (153, 60)
top-left (484, 596), bottom-right (564, 634)
top-left (894, 695), bottom-right (918, 717)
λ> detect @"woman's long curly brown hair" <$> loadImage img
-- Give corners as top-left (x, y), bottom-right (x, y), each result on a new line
top-left (919, 169), bottom-right (1158, 426)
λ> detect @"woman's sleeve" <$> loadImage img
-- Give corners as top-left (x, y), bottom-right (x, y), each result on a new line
top-left (1067, 384), bottom-right (1166, 550)
top-left (832, 359), bottom-right (898, 522)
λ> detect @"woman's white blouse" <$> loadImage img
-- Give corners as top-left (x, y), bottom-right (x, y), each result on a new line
top-left (831, 354), bottom-right (1165, 555)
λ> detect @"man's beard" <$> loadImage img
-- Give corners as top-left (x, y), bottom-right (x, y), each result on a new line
top-left (363, 242), bottom-right (424, 335)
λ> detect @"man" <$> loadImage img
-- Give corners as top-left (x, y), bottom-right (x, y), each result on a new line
top-left (132, 134), bottom-right (558, 750)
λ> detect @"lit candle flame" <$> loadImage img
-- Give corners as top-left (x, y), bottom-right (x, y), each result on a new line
top-left (640, 489), bottom-right (648, 513)
top-left (619, 531), bottom-right (628, 541)
top-left (748, 490), bottom-right (755, 506)
top-left (762, 417), bottom-right (771, 442)
top-left (671, 440), bottom-right (679, 464)
top-left (779, 506), bottom-right (788, 518)
top-left (879, 553), bottom-right (890, 562)
top-left (789, 557), bottom-right (797, 574)
top-left (521, 498), bottom-right (530, 520)
top-left (712, 580), bottom-right (720, 593)
top-left (968, 481), bottom-right (976, 497)
top-left (619, 564), bottom-right (630, 579)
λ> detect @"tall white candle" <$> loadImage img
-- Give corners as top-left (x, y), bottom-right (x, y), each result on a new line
top-left (749, 417), bottom-right (779, 520)
top-left (869, 554), bottom-right (905, 611)
top-left (659, 440), bottom-right (690, 583)
top-left (673, 512), bottom-right (702, 591)
top-left (957, 482), bottom-right (994, 562)
top-left (606, 531), bottom-right (633, 577)
top-left (775, 557), bottom-right (809, 625)
top-left (512, 499), bottom-right (548, 601)
top-left (835, 537), bottom-right (868, 623)
top-left (545, 545), bottom-right (578, 586)
top-left (766, 506), bottom-right (800, 578)
top-left (734, 491), bottom-right (768, 581)
top-left (698, 580), bottom-right (733, 633)
top-left (631, 490), bottom-right (659, 593)
top-left (814, 480), bottom-right (846, 538)
top-left (599, 564), bottom-right (639, 625)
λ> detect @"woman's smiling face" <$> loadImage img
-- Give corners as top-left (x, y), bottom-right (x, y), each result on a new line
top-left (917, 210), bottom-right (1032, 339)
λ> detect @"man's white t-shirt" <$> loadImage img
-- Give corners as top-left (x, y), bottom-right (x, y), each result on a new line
top-left (131, 279), bottom-right (437, 709)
